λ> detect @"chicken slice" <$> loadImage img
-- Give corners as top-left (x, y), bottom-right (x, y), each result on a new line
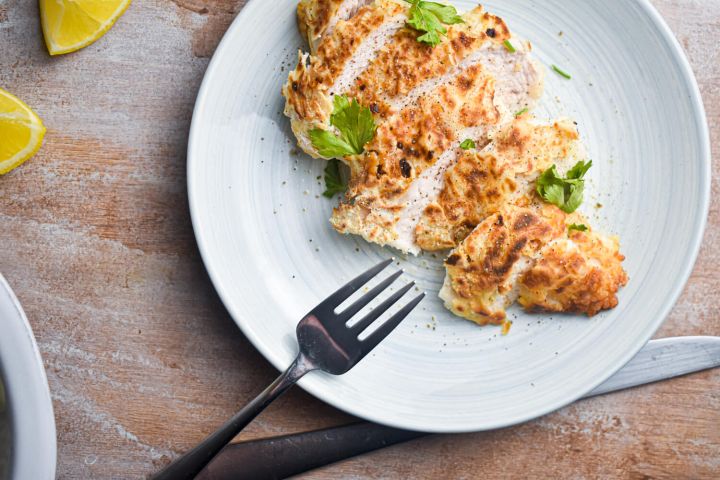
top-left (298, 0), bottom-right (375, 53)
top-left (439, 204), bottom-right (567, 324)
top-left (416, 116), bottom-right (583, 251)
top-left (518, 227), bottom-right (628, 316)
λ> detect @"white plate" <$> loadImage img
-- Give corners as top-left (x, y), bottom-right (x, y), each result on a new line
top-left (0, 274), bottom-right (56, 479)
top-left (188, 0), bottom-right (711, 432)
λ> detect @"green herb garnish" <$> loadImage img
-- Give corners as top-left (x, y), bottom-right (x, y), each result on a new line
top-left (322, 159), bottom-right (348, 198)
top-left (503, 39), bottom-right (516, 53)
top-left (536, 160), bottom-right (593, 213)
top-left (404, 0), bottom-right (464, 47)
top-left (552, 65), bottom-right (572, 79)
top-left (515, 107), bottom-right (528, 117)
top-left (569, 223), bottom-right (588, 233)
top-left (309, 95), bottom-right (377, 158)
top-left (460, 138), bottom-right (476, 150)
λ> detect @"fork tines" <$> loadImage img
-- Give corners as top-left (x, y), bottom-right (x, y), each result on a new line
top-left (317, 259), bottom-right (424, 346)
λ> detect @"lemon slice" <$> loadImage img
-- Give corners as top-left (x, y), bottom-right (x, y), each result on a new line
top-left (40, 0), bottom-right (132, 56)
top-left (0, 89), bottom-right (46, 175)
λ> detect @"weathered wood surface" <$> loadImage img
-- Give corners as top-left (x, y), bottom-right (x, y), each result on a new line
top-left (0, 0), bottom-right (718, 478)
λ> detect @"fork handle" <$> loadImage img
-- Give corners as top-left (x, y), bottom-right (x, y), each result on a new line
top-left (151, 354), bottom-right (313, 480)
top-left (196, 422), bottom-right (427, 480)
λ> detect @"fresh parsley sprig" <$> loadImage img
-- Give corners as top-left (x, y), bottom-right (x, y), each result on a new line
top-left (536, 160), bottom-right (593, 213)
top-left (322, 159), bottom-right (348, 198)
top-left (404, 0), bottom-right (464, 47)
top-left (309, 95), bottom-right (377, 158)
top-left (568, 223), bottom-right (588, 233)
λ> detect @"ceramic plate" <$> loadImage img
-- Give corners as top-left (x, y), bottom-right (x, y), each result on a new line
top-left (188, 0), bottom-right (710, 432)
top-left (0, 274), bottom-right (56, 478)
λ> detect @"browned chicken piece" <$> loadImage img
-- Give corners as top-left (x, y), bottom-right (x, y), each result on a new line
top-left (440, 204), bottom-right (567, 324)
top-left (416, 116), bottom-right (583, 251)
top-left (440, 204), bottom-right (628, 324)
top-left (298, 0), bottom-right (374, 52)
top-left (518, 227), bottom-right (629, 316)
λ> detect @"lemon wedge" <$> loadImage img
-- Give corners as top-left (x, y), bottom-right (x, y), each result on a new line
top-left (40, 0), bottom-right (132, 56)
top-left (0, 89), bottom-right (46, 175)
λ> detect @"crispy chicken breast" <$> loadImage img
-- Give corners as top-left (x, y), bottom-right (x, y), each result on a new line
top-left (440, 204), bottom-right (627, 324)
top-left (284, 0), bottom-right (627, 325)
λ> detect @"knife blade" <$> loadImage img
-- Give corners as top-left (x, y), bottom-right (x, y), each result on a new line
top-left (196, 336), bottom-right (720, 480)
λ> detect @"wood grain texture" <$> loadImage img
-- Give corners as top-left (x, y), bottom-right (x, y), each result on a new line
top-left (0, 0), bottom-right (718, 478)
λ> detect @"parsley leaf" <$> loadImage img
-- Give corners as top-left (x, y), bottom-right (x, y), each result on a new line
top-left (552, 65), bottom-right (572, 79)
top-left (567, 160), bottom-right (593, 179)
top-left (322, 159), bottom-right (348, 198)
top-left (460, 138), bottom-right (476, 150)
top-left (503, 39), bottom-right (516, 53)
top-left (309, 95), bottom-right (377, 158)
top-left (404, 0), bottom-right (464, 47)
top-left (515, 107), bottom-right (529, 117)
top-left (536, 160), bottom-right (593, 213)
top-left (569, 223), bottom-right (588, 233)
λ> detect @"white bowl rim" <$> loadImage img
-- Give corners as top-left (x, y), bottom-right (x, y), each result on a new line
top-left (0, 274), bottom-right (57, 479)
top-left (187, 0), bottom-right (711, 433)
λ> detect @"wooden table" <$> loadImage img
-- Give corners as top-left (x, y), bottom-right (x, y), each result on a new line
top-left (1, 0), bottom-right (718, 478)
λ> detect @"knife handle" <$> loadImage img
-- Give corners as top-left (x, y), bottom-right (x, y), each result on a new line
top-left (196, 422), bottom-right (427, 480)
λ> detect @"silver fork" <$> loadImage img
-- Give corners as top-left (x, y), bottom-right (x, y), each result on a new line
top-left (152, 259), bottom-right (424, 480)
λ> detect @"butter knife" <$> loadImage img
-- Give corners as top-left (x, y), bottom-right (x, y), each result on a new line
top-left (197, 336), bottom-right (720, 480)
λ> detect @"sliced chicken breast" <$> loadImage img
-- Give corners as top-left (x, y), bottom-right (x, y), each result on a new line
top-left (285, 7), bottom-right (543, 252)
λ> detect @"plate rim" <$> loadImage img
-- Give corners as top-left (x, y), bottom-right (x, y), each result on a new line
top-left (0, 274), bottom-right (57, 479)
top-left (187, 0), bottom-right (712, 433)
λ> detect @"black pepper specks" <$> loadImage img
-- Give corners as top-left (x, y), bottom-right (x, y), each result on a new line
top-left (486, 28), bottom-right (496, 38)
top-left (399, 159), bottom-right (412, 178)
top-left (292, 82), bottom-right (298, 92)
top-left (370, 103), bottom-right (379, 114)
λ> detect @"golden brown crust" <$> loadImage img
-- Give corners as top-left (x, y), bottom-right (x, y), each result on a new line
top-left (441, 205), bottom-right (567, 324)
top-left (284, 0), bottom-right (407, 128)
top-left (442, 205), bottom-right (629, 324)
top-left (347, 8), bottom-right (510, 106)
top-left (297, 0), bottom-right (340, 46)
top-left (282, 3), bottom-right (527, 161)
top-left (416, 150), bottom-right (517, 250)
top-left (416, 116), bottom-right (582, 251)
top-left (518, 229), bottom-right (629, 316)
